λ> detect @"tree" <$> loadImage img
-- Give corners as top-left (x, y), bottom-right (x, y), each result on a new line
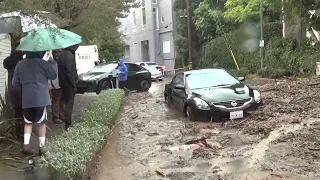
top-left (193, 0), bottom-right (237, 43)
top-left (0, 0), bottom-right (139, 59)
top-left (224, 0), bottom-right (281, 23)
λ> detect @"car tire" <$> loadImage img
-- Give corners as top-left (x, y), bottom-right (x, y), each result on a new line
top-left (140, 80), bottom-right (150, 92)
top-left (186, 106), bottom-right (196, 121)
top-left (96, 80), bottom-right (111, 94)
top-left (159, 78), bottom-right (163, 81)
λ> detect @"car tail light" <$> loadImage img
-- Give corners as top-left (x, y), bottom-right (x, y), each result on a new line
top-left (157, 66), bottom-right (163, 71)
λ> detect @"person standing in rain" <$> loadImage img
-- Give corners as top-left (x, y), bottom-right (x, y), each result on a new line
top-left (48, 50), bottom-right (64, 124)
top-left (13, 51), bottom-right (57, 155)
top-left (56, 45), bottom-right (79, 131)
top-left (3, 51), bottom-right (25, 139)
top-left (118, 58), bottom-right (129, 94)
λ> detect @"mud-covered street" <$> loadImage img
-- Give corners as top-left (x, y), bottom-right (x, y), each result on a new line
top-left (97, 77), bottom-right (320, 180)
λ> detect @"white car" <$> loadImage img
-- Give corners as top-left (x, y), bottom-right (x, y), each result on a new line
top-left (143, 66), bottom-right (163, 81)
top-left (136, 62), bottom-right (165, 75)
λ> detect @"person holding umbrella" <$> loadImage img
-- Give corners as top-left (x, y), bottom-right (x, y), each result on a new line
top-left (16, 27), bottom-right (82, 132)
top-left (15, 27), bottom-right (82, 154)
top-left (13, 51), bottom-right (57, 155)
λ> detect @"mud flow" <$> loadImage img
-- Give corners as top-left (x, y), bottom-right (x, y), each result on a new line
top-left (98, 77), bottom-right (320, 180)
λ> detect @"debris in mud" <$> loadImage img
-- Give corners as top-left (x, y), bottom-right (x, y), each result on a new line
top-left (147, 132), bottom-right (159, 136)
top-left (155, 170), bottom-right (165, 177)
top-left (132, 114), bottom-right (138, 119)
top-left (192, 148), bottom-right (218, 159)
top-left (168, 143), bottom-right (204, 152)
top-left (166, 172), bottom-right (196, 180)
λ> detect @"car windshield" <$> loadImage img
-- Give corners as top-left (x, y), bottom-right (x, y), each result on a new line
top-left (90, 63), bottom-right (118, 73)
top-left (146, 62), bottom-right (157, 65)
top-left (186, 70), bottom-right (240, 89)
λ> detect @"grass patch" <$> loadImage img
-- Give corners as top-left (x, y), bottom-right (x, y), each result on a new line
top-left (40, 89), bottom-right (125, 179)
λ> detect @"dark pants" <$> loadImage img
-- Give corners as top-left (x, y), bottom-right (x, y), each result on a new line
top-left (60, 87), bottom-right (75, 127)
top-left (119, 81), bottom-right (126, 89)
top-left (14, 108), bottom-right (24, 139)
top-left (51, 89), bottom-right (64, 121)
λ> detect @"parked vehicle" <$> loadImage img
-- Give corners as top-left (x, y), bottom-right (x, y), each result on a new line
top-left (77, 62), bottom-right (152, 94)
top-left (137, 62), bottom-right (165, 75)
top-left (75, 45), bottom-right (99, 75)
top-left (164, 68), bottom-right (262, 121)
top-left (143, 66), bottom-right (163, 81)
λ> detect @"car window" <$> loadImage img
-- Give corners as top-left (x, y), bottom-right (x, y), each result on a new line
top-left (146, 62), bottom-right (157, 66)
top-left (186, 69), bottom-right (240, 89)
top-left (172, 74), bottom-right (184, 85)
top-left (90, 63), bottom-right (118, 73)
top-left (127, 63), bottom-right (143, 72)
top-left (140, 63), bottom-right (145, 66)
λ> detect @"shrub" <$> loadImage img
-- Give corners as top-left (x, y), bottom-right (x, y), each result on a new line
top-left (41, 89), bottom-right (125, 179)
top-left (198, 22), bottom-right (320, 78)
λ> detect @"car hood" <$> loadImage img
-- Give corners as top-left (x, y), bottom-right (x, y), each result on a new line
top-left (189, 83), bottom-right (252, 102)
top-left (78, 72), bottom-right (110, 81)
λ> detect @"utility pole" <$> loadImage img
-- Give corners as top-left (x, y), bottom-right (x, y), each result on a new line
top-left (259, 0), bottom-right (264, 69)
top-left (186, 0), bottom-right (193, 70)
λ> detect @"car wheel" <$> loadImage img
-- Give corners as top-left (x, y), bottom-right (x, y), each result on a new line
top-left (159, 78), bottom-right (163, 81)
top-left (186, 106), bottom-right (196, 121)
top-left (140, 80), bottom-right (150, 92)
top-left (96, 80), bottom-right (111, 94)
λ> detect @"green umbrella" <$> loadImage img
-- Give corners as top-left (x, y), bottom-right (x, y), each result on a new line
top-left (16, 27), bottom-right (82, 51)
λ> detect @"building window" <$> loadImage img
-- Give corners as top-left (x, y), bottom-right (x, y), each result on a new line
top-left (160, 16), bottom-right (164, 23)
top-left (132, 11), bottom-right (136, 30)
top-left (142, 8), bottom-right (146, 29)
top-left (152, 0), bottom-right (157, 4)
top-left (124, 45), bottom-right (130, 58)
top-left (163, 40), bottom-right (170, 54)
top-left (152, 7), bottom-right (159, 29)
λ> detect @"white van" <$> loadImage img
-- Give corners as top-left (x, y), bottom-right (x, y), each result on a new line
top-left (75, 45), bottom-right (99, 75)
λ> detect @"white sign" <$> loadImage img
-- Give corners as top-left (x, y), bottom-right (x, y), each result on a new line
top-left (230, 111), bottom-right (244, 120)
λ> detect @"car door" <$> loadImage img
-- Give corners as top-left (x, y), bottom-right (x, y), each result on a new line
top-left (171, 73), bottom-right (185, 110)
top-left (125, 63), bottom-right (147, 90)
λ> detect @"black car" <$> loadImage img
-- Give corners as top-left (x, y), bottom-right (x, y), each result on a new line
top-left (164, 68), bottom-right (262, 121)
top-left (77, 62), bottom-right (152, 94)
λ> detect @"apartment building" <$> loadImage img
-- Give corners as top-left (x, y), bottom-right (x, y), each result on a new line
top-left (119, 0), bottom-right (176, 71)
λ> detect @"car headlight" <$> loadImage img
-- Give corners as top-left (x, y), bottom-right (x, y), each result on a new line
top-left (193, 97), bottom-right (209, 109)
top-left (253, 90), bottom-right (261, 103)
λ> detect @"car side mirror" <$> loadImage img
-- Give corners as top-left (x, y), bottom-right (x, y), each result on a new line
top-left (174, 84), bottom-right (185, 89)
top-left (238, 76), bottom-right (245, 81)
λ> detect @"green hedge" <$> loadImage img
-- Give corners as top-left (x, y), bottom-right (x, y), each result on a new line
top-left (40, 89), bottom-right (125, 179)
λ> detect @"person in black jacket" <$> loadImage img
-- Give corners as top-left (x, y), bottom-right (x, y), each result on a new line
top-left (56, 45), bottom-right (79, 131)
top-left (3, 50), bottom-right (24, 139)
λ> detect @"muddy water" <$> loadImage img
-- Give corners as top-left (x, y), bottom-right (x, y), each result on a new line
top-left (98, 77), bottom-right (320, 180)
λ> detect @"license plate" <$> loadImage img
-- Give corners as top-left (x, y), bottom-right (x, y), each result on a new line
top-left (230, 111), bottom-right (243, 120)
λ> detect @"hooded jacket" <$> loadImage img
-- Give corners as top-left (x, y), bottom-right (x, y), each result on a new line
top-left (56, 45), bottom-right (79, 90)
top-left (118, 59), bottom-right (128, 81)
top-left (13, 51), bottom-right (57, 109)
